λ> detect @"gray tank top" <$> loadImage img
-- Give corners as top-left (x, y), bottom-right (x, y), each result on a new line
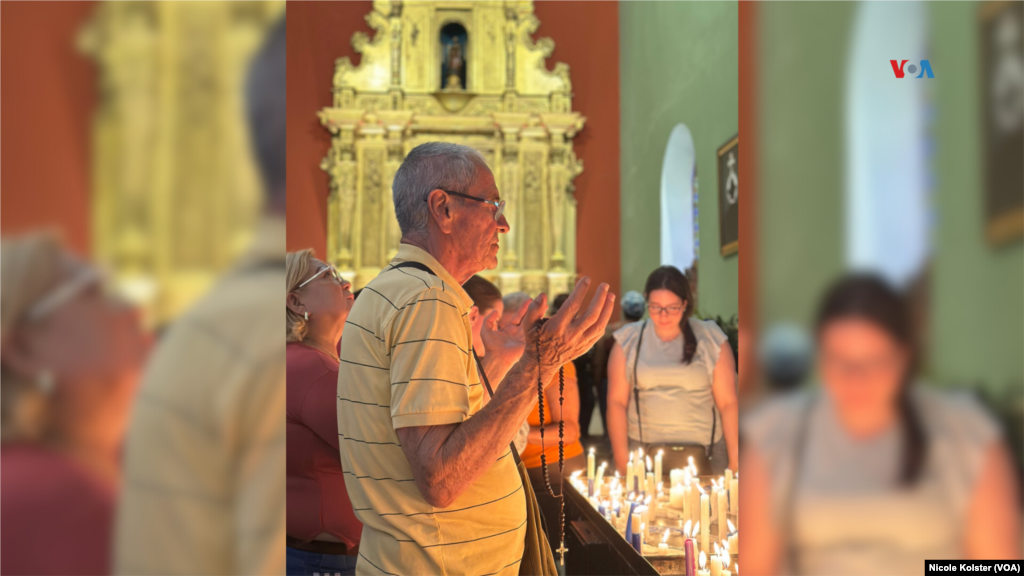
top-left (743, 387), bottom-right (1001, 575)
top-left (613, 318), bottom-right (729, 445)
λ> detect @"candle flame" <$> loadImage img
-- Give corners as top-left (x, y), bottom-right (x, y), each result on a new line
top-left (728, 518), bottom-right (736, 533)
top-left (658, 482), bottom-right (664, 492)
top-left (699, 551), bottom-right (707, 570)
top-left (693, 521), bottom-right (700, 536)
top-left (590, 446), bottom-right (595, 454)
top-left (646, 456), bottom-right (653, 469)
top-left (688, 456), bottom-right (695, 466)
top-left (698, 484), bottom-right (706, 495)
top-left (736, 564), bottom-right (739, 575)
top-left (662, 529), bottom-right (671, 543)
top-left (683, 519), bottom-right (692, 537)
top-left (658, 449), bottom-right (664, 456)
top-left (629, 453), bottom-right (633, 462)
top-left (628, 492), bottom-right (635, 502)
top-left (723, 552), bottom-right (731, 567)
top-left (714, 542), bottom-right (720, 554)
top-left (722, 539), bottom-right (730, 553)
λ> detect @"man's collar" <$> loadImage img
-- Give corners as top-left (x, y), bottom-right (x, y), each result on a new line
top-left (393, 243), bottom-right (474, 310)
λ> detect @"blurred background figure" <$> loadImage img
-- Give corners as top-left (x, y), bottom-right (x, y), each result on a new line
top-left (607, 266), bottom-right (739, 476)
top-left (113, 14), bottom-right (287, 576)
top-left (463, 275), bottom-right (530, 455)
top-left (743, 275), bottom-right (1022, 574)
top-left (285, 250), bottom-right (360, 576)
top-left (1, 234), bottom-right (151, 575)
top-left (589, 290), bottom-right (647, 442)
top-left (743, 2), bottom-right (1023, 570)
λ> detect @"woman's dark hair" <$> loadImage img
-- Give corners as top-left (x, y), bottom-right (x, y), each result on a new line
top-left (644, 265), bottom-right (697, 364)
top-left (463, 275), bottom-right (503, 314)
top-left (815, 273), bottom-right (925, 486)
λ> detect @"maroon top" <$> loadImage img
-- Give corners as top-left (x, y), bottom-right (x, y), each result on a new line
top-left (1, 444), bottom-right (114, 575)
top-left (286, 342), bottom-right (362, 548)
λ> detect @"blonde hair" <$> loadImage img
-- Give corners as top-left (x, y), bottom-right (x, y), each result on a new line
top-left (1, 233), bottom-right (65, 443)
top-left (286, 249), bottom-right (315, 343)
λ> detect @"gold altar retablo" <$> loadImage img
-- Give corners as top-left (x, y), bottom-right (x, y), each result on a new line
top-left (319, 0), bottom-right (586, 296)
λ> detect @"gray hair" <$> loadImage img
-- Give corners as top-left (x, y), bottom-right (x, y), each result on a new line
top-left (502, 291), bottom-right (532, 314)
top-left (392, 142), bottom-right (490, 236)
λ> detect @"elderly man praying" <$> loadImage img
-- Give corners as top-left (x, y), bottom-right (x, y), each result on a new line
top-left (337, 142), bottom-right (615, 576)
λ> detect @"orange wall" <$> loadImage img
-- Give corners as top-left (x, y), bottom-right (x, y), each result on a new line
top-left (1, 2), bottom-right (98, 254)
top-left (286, 2), bottom-right (622, 306)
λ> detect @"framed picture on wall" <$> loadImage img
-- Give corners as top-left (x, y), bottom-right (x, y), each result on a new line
top-left (717, 135), bottom-right (739, 257)
top-left (981, 0), bottom-right (1024, 246)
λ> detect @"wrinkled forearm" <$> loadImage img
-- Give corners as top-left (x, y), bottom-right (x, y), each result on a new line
top-left (402, 353), bottom-right (540, 508)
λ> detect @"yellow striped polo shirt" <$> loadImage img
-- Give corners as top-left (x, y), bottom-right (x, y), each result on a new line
top-left (337, 243), bottom-right (526, 576)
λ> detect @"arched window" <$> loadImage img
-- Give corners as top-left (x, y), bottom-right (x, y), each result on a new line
top-left (660, 124), bottom-right (699, 276)
top-left (845, 1), bottom-right (932, 287)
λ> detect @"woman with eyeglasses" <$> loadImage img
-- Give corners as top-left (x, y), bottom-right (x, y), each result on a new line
top-left (285, 249), bottom-right (361, 576)
top-left (607, 265), bottom-right (739, 477)
top-left (742, 275), bottom-right (1022, 575)
top-left (1, 233), bottom-right (152, 575)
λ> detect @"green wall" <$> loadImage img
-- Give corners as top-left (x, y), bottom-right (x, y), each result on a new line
top-left (757, 1), bottom-right (1023, 395)
top-left (619, 1), bottom-right (739, 320)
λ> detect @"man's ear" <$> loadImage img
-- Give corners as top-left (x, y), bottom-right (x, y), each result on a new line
top-left (426, 189), bottom-right (455, 234)
top-left (286, 292), bottom-right (305, 316)
top-left (468, 305), bottom-right (479, 325)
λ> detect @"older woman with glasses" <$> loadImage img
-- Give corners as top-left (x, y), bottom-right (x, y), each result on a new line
top-left (285, 249), bottom-right (361, 576)
top-left (1, 232), bottom-right (152, 575)
top-left (606, 265), bottom-right (739, 477)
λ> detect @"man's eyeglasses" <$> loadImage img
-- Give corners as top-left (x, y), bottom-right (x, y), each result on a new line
top-left (298, 264), bottom-right (347, 289)
top-left (647, 303), bottom-right (684, 316)
top-left (430, 189), bottom-right (506, 221)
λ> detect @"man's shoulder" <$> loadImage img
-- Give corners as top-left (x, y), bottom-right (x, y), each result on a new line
top-left (360, 264), bottom-right (464, 317)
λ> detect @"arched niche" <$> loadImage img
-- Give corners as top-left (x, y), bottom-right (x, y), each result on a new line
top-left (440, 21), bottom-right (468, 91)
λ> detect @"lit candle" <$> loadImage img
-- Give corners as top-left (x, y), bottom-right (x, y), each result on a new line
top-left (688, 455), bottom-right (696, 476)
top-left (658, 528), bottom-right (670, 552)
top-left (670, 482), bottom-right (686, 509)
top-left (628, 510), bottom-right (640, 545)
top-left (729, 474), bottom-right (738, 515)
top-left (683, 521), bottom-right (696, 576)
top-left (700, 486), bottom-right (710, 554)
top-left (727, 519), bottom-right (738, 558)
top-left (710, 544), bottom-right (723, 576)
top-left (718, 484), bottom-right (729, 542)
top-left (710, 479), bottom-right (718, 520)
top-left (588, 447), bottom-right (596, 480)
top-left (689, 479), bottom-right (701, 525)
top-left (682, 478), bottom-right (692, 520)
top-left (725, 468), bottom-right (733, 493)
top-left (721, 551), bottom-right (731, 576)
top-left (646, 472), bottom-right (655, 497)
top-left (655, 450), bottom-right (664, 484)
top-left (698, 551), bottom-right (710, 576)
top-left (626, 455), bottom-right (634, 493)
top-left (670, 468), bottom-right (685, 487)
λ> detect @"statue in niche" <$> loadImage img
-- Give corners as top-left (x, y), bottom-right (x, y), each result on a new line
top-left (441, 23), bottom-right (467, 90)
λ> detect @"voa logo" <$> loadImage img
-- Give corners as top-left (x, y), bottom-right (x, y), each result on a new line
top-left (891, 59), bottom-right (935, 78)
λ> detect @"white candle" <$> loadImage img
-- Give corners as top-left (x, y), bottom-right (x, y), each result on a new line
top-left (655, 450), bottom-right (663, 483)
top-left (588, 447), bottom-right (596, 480)
top-left (670, 482), bottom-right (686, 509)
top-left (718, 485), bottom-right (729, 542)
top-left (728, 519), bottom-right (738, 559)
top-left (597, 461), bottom-right (607, 484)
top-left (725, 468), bottom-right (733, 491)
top-left (721, 551), bottom-right (731, 576)
top-left (711, 554), bottom-right (723, 576)
top-left (689, 480), bottom-right (701, 525)
top-left (626, 456), bottom-right (634, 491)
top-left (700, 487), bottom-right (710, 554)
top-left (640, 522), bottom-right (646, 552)
top-left (729, 475), bottom-right (738, 515)
top-left (698, 551), bottom-right (710, 576)
top-left (682, 479), bottom-right (692, 519)
top-left (658, 528), bottom-right (670, 552)
top-left (670, 468), bottom-right (685, 487)
top-left (646, 472), bottom-right (655, 496)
